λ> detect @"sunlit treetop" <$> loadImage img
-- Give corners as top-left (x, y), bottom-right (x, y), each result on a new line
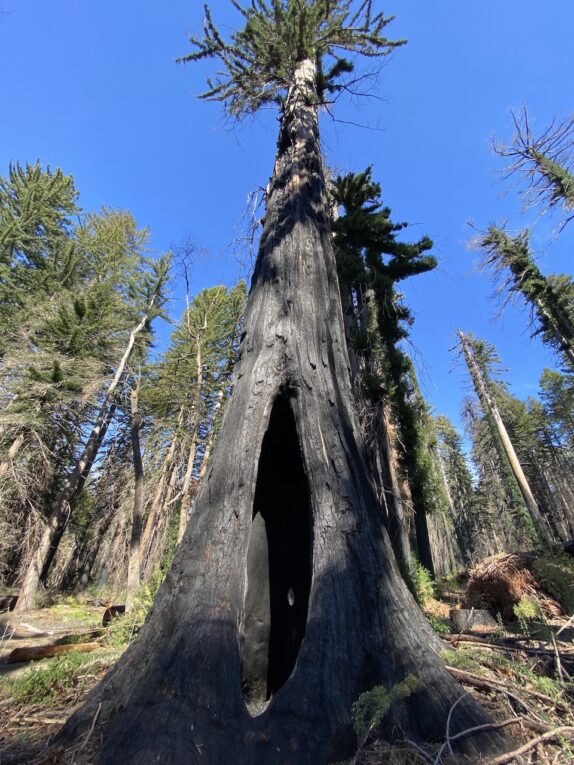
top-left (178, 0), bottom-right (405, 117)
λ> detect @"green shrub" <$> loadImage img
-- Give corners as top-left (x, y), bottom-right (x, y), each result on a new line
top-left (533, 552), bottom-right (574, 614)
top-left (428, 615), bottom-right (451, 634)
top-left (404, 556), bottom-right (436, 607)
top-left (512, 598), bottom-right (553, 640)
top-left (351, 674), bottom-right (418, 744)
top-left (104, 569), bottom-right (164, 648)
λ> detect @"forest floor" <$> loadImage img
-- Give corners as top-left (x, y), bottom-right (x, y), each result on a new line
top-left (0, 583), bottom-right (572, 764)
top-left (0, 599), bottom-right (128, 763)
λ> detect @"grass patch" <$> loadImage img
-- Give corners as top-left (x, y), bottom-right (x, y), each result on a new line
top-left (3, 652), bottom-right (101, 705)
top-left (440, 648), bottom-right (483, 673)
top-left (104, 570), bottom-right (163, 648)
top-left (40, 601), bottom-right (101, 626)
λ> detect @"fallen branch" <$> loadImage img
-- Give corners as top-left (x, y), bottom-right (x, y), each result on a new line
top-left (483, 725), bottom-right (574, 764)
top-left (18, 715), bottom-right (68, 725)
top-left (445, 665), bottom-right (569, 711)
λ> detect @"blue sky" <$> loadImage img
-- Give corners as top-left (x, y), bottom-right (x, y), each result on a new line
top-left (1, 1), bottom-right (573, 434)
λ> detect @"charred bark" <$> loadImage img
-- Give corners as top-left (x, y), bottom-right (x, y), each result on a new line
top-left (126, 387), bottom-right (145, 612)
top-left (56, 61), bottom-right (510, 763)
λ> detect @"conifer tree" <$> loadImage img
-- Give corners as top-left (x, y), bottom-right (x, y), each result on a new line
top-left (140, 283), bottom-right (246, 568)
top-left (495, 108), bottom-right (574, 228)
top-left (478, 225), bottom-right (574, 368)
top-left (58, 4), bottom-right (508, 762)
top-left (331, 167), bottom-right (441, 574)
top-left (457, 330), bottom-right (553, 546)
top-left (432, 415), bottom-right (479, 567)
top-left (13, 252), bottom-right (171, 611)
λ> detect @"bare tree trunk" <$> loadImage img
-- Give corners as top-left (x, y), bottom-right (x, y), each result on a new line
top-left (141, 445), bottom-right (183, 579)
top-left (57, 60), bottom-right (509, 764)
top-left (196, 389), bottom-right (224, 482)
top-left (458, 330), bottom-right (552, 546)
top-left (176, 435), bottom-right (197, 543)
top-left (126, 386), bottom-right (145, 612)
top-left (141, 408), bottom-right (185, 560)
top-left (177, 325), bottom-right (206, 542)
top-left (15, 306), bottom-right (154, 612)
top-left (378, 405), bottom-right (412, 570)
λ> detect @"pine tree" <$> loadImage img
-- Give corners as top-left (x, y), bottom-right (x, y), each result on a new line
top-left (478, 225), bottom-right (574, 369)
top-left (140, 283), bottom-right (246, 570)
top-left (432, 415), bottom-right (481, 567)
top-left (57, 4), bottom-right (508, 762)
top-left (12, 250), bottom-right (171, 611)
top-left (457, 330), bottom-right (553, 546)
top-left (494, 107), bottom-right (574, 228)
top-left (331, 167), bottom-right (441, 574)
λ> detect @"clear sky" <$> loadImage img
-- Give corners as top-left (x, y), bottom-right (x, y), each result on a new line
top-left (1, 1), bottom-right (573, 435)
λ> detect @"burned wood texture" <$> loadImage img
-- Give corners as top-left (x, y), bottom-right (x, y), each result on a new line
top-left (55, 61), bottom-right (510, 764)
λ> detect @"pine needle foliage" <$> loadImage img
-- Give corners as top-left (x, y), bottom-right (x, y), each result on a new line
top-left (477, 225), bottom-right (574, 368)
top-left (332, 168), bottom-right (444, 519)
top-left (495, 107), bottom-right (574, 226)
top-left (178, 1), bottom-right (405, 117)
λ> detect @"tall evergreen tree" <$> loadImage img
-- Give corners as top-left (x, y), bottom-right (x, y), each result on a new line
top-left (58, 4), bottom-right (508, 763)
top-left (478, 225), bottom-right (574, 368)
top-left (432, 415), bottom-right (480, 567)
top-left (14, 253), bottom-right (171, 611)
top-left (141, 283), bottom-right (247, 568)
top-left (457, 330), bottom-right (553, 546)
top-left (331, 167), bottom-right (441, 574)
top-left (495, 107), bottom-right (574, 228)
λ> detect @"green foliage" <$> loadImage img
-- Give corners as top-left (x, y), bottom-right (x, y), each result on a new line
top-left (513, 596), bottom-right (543, 637)
top-left (495, 612), bottom-right (506, 638)
top-left (104, 569), bottom-right (164, 648)
top-left (405, 556), bottom-right (436, 606)
top-left (0, 160), bottom-right (175, 585)
top-left (477, 225), bottom-right (574, 369)
top-left (439, 649), bottom-right (482, 673)
top-left (533, 552), bottom-right (574, 614)
top-left (495, 107), bottom-right (574, 224)
top-left (428, 615), bottom-right (451, 634)
top-left (460, 332), bottom-right (540, 544)
top-left (442, 646), bottom-right (568, 703)
top-left (513, 596), bottom-right (542, 621)
top-left (332, 167), bottom-right (445, 536)
top-left (5, 651), bottom-right (102, 705)
top-left (351, 674), bottom-right (418, 743)
top-left (179, 1), bottom-right (405, 117)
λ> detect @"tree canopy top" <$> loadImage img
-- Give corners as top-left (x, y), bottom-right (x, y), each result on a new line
top-left (178, 0), bottom-right (405, 117)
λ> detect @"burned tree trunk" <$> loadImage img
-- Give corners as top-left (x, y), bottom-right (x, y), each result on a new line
top-left (126, 386), bottom-right (145, 612)
top-left (57, 60), bottom-right (509, 764)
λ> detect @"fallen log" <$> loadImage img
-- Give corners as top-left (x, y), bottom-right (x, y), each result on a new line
top-left (8, 641), bottom-right (100, 664)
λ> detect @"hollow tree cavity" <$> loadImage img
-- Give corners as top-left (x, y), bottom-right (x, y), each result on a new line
top-left (242, 393), bottom-right (312, 709)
